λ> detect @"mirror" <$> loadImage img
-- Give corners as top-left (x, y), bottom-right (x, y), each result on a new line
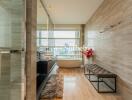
top-left (37, 0), bottom-right (54, 52)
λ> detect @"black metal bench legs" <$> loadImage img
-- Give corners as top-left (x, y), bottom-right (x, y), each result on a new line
top-left (85, 70), bottom-right (117, 93)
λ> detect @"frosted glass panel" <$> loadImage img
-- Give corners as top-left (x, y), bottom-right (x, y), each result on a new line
top-left (0, 52), bottom-right (24, 100)
top-left (0, 53), bottom-right (10, 100)
top-left (0, 0), bottom-right (25, 49)
top-left (0, 6), bottom-right (11, 47)
top-left (0, 0), bottom-right (25, 100)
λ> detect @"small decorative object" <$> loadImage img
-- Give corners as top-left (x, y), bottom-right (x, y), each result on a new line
top-left (81, 48), bottom-right (94, 64)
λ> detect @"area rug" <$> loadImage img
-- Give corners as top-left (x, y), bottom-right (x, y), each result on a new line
top-left (40, 74), bottom-right (64, 100)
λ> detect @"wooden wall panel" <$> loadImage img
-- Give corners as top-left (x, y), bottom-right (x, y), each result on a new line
top-left (26, 0), bottom-right (37, 100)
top-left (85, 0), bottom-right (132, 100)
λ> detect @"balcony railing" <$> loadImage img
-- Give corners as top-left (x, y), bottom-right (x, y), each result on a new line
top-left (37, 46), bottom-right (82, 60)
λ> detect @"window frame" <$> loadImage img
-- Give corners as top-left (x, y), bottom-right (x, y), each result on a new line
top-left (36, 30), bottom-right (81, 60)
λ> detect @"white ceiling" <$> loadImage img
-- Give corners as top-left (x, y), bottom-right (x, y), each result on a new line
top-left (42, 0), bottom-right (104, 24)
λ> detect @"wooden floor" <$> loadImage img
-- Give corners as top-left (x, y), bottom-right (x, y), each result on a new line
top-left (55, 68), bottom-right (122, 100)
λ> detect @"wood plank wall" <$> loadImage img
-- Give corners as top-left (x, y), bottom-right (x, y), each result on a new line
top-left (85, 0), bottom-right (132, 100)
top-left (26, 0), bottom-right (37, 100)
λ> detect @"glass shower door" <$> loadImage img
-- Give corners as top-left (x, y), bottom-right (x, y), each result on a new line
top-left (0, 0), bottom-right (25, 100)
top-left (0, 49), bottom-right (25, 100)
top-left (0, 50), bottom-right (11, 100)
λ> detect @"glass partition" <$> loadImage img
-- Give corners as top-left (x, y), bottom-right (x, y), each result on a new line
top-left (37, 0), bottom-right (49, 50)
top-left (37, 0), bottom-right (54, 55)
top-left (0, 0), bottom-right (25, 100)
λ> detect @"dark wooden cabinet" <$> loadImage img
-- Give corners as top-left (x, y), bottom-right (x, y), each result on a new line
top-left (36, 59), bottom-right (56, 100)
top-left (37, 60), bottom-right (56, 74)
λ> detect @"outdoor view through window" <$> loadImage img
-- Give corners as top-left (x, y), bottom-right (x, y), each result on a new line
top-left (37, 30), bottom-right (81, 60)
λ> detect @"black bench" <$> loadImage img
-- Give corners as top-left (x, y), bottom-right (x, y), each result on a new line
top-left (84, 64), bottom-right (117, 93)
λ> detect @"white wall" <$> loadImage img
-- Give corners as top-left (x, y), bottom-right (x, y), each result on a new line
top-left (57, 60), bottom-right (82, 68)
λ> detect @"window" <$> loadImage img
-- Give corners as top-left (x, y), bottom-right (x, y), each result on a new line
top-left (37, 30), bottom-right (81, 60)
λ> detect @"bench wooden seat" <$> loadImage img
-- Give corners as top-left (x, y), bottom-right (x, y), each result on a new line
top-left (84, 64), bottom-right (117, 93)
top-left (87, 64), bottom-right (117, 78)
